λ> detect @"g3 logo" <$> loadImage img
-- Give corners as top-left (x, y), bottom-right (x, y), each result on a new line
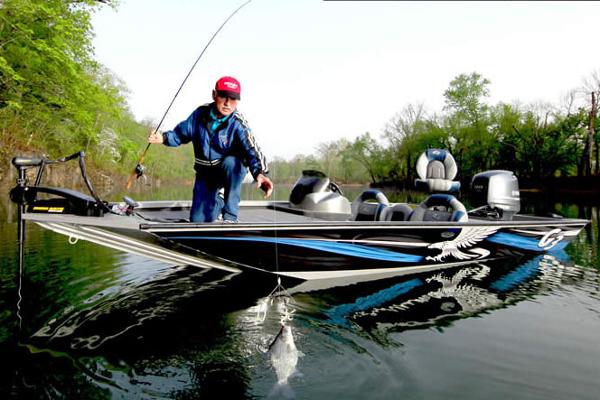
top-left (538, 228), bottom-right (564, 250)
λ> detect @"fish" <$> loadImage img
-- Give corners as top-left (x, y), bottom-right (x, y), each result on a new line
top-left (268, 323), bottom-right (299, 392)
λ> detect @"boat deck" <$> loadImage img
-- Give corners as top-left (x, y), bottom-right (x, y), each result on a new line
top-left (136, 202), bottom-right (339, 224)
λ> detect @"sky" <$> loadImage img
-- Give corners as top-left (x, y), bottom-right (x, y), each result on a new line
top-left (91, 0), bottom-right (600, 160)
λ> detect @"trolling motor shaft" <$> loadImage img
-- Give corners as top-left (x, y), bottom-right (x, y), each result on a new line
top-left (14, 157), bottom-right (28, 268)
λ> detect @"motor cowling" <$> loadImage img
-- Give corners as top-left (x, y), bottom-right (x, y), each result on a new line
top-left (471, 170), bottom-right (520, 220)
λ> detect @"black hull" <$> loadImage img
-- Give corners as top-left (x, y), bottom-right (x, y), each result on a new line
top-left (147, 220), bottom-right (586, 280)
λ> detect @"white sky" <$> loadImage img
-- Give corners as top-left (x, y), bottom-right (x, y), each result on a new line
top-left (91, 0), bottom-right (600, 160)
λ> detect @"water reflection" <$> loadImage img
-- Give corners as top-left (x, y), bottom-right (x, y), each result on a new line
top-left (305, 253), bottom-right (590, 343)
top-left (8, 265), bottom-right (279, 398)
top-left (3, 243), bottom-right (600, 399)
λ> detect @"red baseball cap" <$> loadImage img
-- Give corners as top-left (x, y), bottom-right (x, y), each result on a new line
top-left (215, 76), bottom-right (241, 100)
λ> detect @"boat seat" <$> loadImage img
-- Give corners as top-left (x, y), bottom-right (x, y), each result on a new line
top-left (414, 149), bottom-right (461, 193)
top-left (409, 194), bottom-right (468, 222)
top-left (380, 203), bottom-right (413, 221)
top-left (351, 189), bottom-right (389, 221)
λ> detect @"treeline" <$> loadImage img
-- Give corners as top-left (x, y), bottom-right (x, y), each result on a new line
top-left (273, 72), bottom-right (600, 186)
top-left (0, 0), bottom-right (194, 183)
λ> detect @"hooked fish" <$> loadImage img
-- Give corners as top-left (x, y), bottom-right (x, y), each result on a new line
top-left (268, 323), bottom-right (299, 387)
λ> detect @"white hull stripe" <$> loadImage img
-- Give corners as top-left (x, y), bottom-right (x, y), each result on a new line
top-left (35, 222), bottom-right (241, 273)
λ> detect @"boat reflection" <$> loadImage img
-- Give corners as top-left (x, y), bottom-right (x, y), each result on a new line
top-left (317, 253), bottom-right (575, 335)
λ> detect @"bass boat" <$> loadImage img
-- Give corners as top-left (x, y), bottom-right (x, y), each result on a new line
top-left (10, 150), bottom-right (589, 287)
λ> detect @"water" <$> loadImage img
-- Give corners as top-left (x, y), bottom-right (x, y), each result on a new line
top-left (1, 182), bottom-right (599, 399)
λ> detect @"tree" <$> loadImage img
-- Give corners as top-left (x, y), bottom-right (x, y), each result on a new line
top-left (442, 72), bottom-right (495, 176)
top-left (0, 0), bottom-right (121, 154)
top-left (383, 103), bottom-right (429, 180)
top-left (316, 141), bottom-right (341, 178)
top-left (443, 72), bottom-right (491, 126)
top-left (339, 133), bottom-right (390, 184)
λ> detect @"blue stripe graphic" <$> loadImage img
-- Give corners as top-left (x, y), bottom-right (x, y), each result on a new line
top-left (326, 278), bottom-right (423, 326)
top-left (487, 232), bottom-right (568, 252)
top-left (167, 236), bottom-right (424, 263)
top-left (490, 256), bottom-right (543, 292)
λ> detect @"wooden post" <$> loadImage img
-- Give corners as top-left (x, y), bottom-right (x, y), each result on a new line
top-left (579, 92), bottom-right (596, 177)
top-left (587, 92), bottom-right (596, 176)
top-left (591, 91), bottom-right (599, 175)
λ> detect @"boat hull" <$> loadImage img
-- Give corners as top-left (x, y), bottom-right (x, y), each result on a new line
top-left (144, 218), bottom-right (586, 280)
top-left (20, 200), bottom-right (588, 284)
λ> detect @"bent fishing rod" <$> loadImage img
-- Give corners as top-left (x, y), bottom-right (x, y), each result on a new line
top-left (126, 0), bottom-right (253, 189)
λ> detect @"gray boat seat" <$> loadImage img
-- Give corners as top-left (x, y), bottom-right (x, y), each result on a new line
top-left (351, 189), bottom-right (389, 221)
top-left (381, 203), bottom-right (413, 221)
top-left (409, 194), bottom-right (468, 222)
top-left (414, 149), bottom-right (461, 193)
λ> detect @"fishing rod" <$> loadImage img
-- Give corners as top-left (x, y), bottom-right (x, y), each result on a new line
top-left (126, 0), bottom-right (253, 189)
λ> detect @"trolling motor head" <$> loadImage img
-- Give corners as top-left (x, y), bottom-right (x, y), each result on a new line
top-left (9, 151), bottom-right (110, 216)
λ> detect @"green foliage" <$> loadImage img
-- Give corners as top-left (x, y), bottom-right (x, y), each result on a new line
top-left (0, 0), bottom-right (118, 155)
top-left (336, 132), bottom-right (390, 184)
top-left (0, 0), bottom-right (191, 183)
top-left (444, 72), bottom-right (491, 126)
top-left (490, 105), bottom-right (585, 179)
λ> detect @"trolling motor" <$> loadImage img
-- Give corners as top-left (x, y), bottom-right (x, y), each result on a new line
top-left (10, 151), bottom-right (110, 217)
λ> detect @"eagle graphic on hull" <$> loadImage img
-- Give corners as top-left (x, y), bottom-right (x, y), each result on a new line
top-left (426, 227), bottom-right (499, 262)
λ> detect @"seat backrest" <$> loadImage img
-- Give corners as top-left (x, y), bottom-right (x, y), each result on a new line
top-left (414, 149), bottom-right (461, 193)
top-left (351, 189), bottom-right (389, 221)
top-left (408, 194), bottom-right (468, 222)
top-left (380, 203), bottom-right (413, 221)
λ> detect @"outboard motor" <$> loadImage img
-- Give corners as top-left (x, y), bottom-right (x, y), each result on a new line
top-left (289, 170), bottom-right (351, 214)
top-left (470, 170), bottom-right (520, 220)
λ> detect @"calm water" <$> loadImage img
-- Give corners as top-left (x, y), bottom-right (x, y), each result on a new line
top-left (1, 182), bottom-right (599, 399)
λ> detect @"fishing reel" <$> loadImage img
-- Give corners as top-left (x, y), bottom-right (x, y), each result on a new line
top-left (129, 162), bottom-right (149, 186)
top-left (134, 163), bottom-right (146, 179)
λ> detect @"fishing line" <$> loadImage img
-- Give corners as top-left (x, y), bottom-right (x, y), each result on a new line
top-left (256, 166), bottom-right (296, 324)
top-left (126, 0), bottom-right (253, 189)
top-left (273, 165), bottom-right (280, 275)
top-left (270, 169), bottom-right (295, 324)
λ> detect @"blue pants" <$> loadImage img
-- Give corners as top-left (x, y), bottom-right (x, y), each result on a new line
top-left (190, 156), bottom-right (248, 222)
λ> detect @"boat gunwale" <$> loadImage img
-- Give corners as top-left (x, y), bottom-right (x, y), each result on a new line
top-left (20, 200), bottom-right (590, 232)
top-left (141, 219), bottom-right (589, 232)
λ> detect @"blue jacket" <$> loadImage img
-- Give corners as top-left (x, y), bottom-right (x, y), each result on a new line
top-left (162, 103), bottom-right (269, 179)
